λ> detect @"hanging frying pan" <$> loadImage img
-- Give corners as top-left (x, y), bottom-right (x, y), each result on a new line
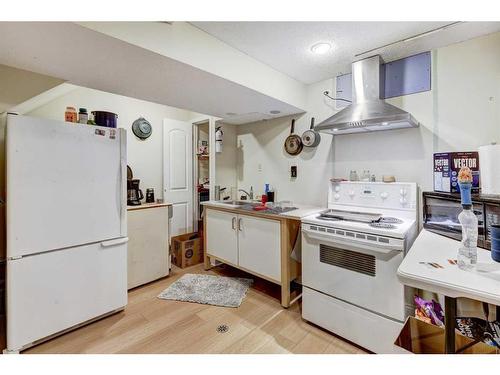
top-left (284, 119), bottom-right (303, 156)
top-left (301, 117), bottom-right (321, 147)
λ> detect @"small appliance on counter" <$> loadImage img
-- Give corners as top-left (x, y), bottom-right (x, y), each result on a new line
top-left (145, 188), bottom-right (155, 203)
top-left (423, 191), bottom-right (500, 250)
top-left (127, 179), bottom-right (144, 206)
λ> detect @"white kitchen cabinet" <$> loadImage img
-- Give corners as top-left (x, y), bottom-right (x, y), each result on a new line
top-left (204, 206), bottom-right (302, 308)
top-left (205, 208), bottom-right (281, 282)
top-left (238, 215), bottom-right (281, 282)
top-left (206, 209), bottom-right (238, 265)
top-left (127, 204), bottom-right (170, 289)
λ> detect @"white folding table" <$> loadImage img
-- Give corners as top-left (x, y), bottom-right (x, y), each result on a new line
top-left (398, 230), bottom-right (500, 353)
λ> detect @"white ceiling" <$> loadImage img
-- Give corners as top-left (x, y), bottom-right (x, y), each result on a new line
top-left (0, 22), bottom-right (304, 124)
top-left (192, 22), bottom-right (500, 84)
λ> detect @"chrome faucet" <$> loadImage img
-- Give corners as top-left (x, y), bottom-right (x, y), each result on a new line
top-left (238, 188), bottom-right (253, 200)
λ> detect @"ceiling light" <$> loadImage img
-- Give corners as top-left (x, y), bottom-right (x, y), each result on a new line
top-left (270, 110), bottom-right (281, 114)
top-left (225, 112), bottom-right (237, 116)
top-left (311, 42), bottom-right (331, 55)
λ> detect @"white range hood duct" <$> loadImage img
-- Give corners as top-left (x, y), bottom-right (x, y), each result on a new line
top-left (316, 55), bottom-right (419, 135)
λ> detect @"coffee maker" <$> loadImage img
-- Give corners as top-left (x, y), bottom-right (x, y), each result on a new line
top-left (127, 179), bottom-right (143, 206)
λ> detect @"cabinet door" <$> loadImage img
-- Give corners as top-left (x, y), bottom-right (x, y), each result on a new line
top-left (206, 209), bottom-right (238, 265)
top-left (238, 215), bottom-right (281, 283)
top-left (127, 207), bottom-right (169, 289)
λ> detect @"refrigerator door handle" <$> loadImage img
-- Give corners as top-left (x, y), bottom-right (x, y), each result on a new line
top-left (100, 237), bottom-right (129, 248)
top-left (119, 128), bottom-right (127, 237)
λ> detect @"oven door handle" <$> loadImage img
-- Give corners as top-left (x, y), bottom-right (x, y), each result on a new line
top-left (302, 228), bottom-right (403, 254)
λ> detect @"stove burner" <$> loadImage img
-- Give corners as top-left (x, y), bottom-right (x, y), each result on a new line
top-left (379, 217), bottom-right (403, 224)
top-left (369, 222), bottom-right (397, 229)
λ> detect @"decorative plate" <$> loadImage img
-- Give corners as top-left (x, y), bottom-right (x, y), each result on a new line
top-left (132, 117), bottom-right (152, 140)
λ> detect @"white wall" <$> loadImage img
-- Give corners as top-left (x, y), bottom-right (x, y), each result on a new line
top-left (0, 64), bottom-right (63, 113)
top-left (236, 32), bottom-right (500, 207)
top-left (28, 87), bottom-right (196, 199)
top-left (215, 123), bottom-right (238, 192)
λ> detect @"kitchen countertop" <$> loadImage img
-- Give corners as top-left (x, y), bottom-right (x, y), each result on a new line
top-left (127, 202), bottom-right (171, 211)
top-left (398, 229), bottom-right (500, 305)
top-left (202, 200), bottom-right (324, 221)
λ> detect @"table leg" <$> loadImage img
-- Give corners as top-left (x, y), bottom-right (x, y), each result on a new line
top-left (444, 296), bottom-right (457, 354)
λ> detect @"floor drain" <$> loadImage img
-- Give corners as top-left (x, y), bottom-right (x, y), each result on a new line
top-left (216, 324), bottom-right (229, 333)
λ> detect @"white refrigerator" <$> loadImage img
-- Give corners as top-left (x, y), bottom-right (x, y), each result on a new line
top-left (4, 114), bottom-right (128, 353)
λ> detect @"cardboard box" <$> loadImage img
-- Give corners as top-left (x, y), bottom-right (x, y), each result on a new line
top-left (171, 233), bottom-right (203, 268)
top-left (395, 317), bottom-right (497, 354)
top-left (433, 152), bottom-right (480, 193)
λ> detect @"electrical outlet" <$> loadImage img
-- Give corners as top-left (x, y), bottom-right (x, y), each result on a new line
top-left (291, 165), bottom-right (297, 178)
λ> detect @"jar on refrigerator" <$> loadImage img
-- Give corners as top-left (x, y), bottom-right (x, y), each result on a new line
top-left (78, 108), bottom-right (89, 124)
top-left (65, 107), bottom-right (77, 123)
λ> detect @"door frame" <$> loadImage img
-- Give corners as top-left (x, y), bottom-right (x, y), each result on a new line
top-left (191, 116), bottom-right (217, 232)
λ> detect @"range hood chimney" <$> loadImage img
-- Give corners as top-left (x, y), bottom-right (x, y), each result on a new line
top-left (315, 55), bottom-right (419, 135)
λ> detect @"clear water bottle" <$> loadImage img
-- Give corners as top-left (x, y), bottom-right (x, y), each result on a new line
top-left (457, 207), bottom-right (478, 270)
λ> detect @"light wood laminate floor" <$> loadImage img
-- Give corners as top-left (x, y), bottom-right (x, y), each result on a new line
top-left (26, 263), bottom-right (367, 354)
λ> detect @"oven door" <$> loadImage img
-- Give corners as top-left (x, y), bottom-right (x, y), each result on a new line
top-left (302, 226), bottom-right (405, 322)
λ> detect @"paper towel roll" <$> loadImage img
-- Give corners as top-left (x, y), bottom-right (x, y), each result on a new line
top-left (479, 143), bottom-right (500, 195)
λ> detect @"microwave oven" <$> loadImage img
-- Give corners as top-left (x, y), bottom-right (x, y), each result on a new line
top-left (423, 191), bottom-right (500, 250)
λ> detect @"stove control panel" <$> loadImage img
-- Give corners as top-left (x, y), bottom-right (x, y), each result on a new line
top-left (328, 181), bottom-right (417, 210)
top-left (302, 223), bottom-right (405, 250)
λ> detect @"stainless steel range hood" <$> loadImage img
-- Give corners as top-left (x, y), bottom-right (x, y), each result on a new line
top-left (315, 55), bottom-right (419, 135)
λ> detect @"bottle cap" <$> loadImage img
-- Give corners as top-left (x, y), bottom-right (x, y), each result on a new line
top-left (79, 108), bottom-right (87, 113)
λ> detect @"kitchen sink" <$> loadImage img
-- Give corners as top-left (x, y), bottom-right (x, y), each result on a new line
top-left (217, 200), bottom-right (257, 206)
top-left (215, 200), bottom-right (297, 214)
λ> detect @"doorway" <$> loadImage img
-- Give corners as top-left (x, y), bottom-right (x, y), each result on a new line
top-left (193, 120), bottom-right (210, 232)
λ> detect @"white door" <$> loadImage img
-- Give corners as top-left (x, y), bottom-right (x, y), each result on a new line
top-left (238, 215), bottom-right (281, 283)
top-left (205, 209), bottom-right (238, 265)
top-left (6, 115), bottom-right (126, 258)
top-left (163, 119), bottom-right (193, 236)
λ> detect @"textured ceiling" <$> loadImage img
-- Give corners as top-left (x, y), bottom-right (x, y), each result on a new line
top-left (192, 22), bottom-right (500, 84)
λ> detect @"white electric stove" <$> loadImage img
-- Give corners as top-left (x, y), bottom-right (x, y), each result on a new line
top-left (301, 181), bottom-right (418, 354)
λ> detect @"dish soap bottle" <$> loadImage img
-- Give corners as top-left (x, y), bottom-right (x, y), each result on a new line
top-left (457, 167), bottom-right (478, 270)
